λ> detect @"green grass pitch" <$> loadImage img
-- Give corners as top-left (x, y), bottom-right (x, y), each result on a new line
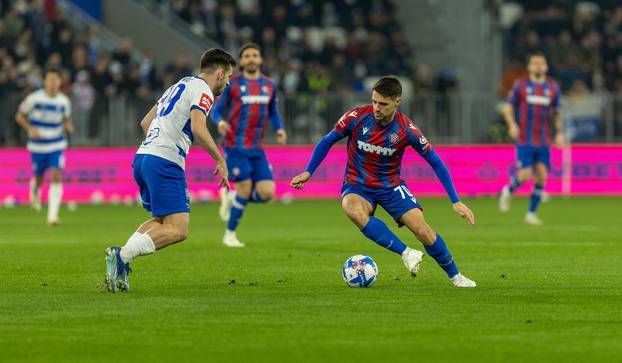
top-left (1, 196), bottom-right (621, 362)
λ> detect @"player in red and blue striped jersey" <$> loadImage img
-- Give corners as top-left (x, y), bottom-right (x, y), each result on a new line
top-left (499, 52), bottom-right (564, 225)
top-left (291, 76), bottom-right (477, 288)
top-left (211, 42), bottom-right (287, 247)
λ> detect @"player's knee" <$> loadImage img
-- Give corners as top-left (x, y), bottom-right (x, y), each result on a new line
top-left (50, 171), bottom-right (62, 183)
top-left (258, 189), bottom-right (274, 202)
top-left (342, 204), bottom-right (369, 226)
top-left (176, 227), bottom-right (189, 242)
top-left (412, 224), bottom-right (435, 244)
top-left (235, 182), bottom-right (253, 198)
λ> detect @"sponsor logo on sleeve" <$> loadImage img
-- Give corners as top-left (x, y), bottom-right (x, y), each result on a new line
top-left (199, 93), bottom-right (213, 110)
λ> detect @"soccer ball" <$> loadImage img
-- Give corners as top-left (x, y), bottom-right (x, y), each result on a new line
top-left (342, 255), bottom-right (378, 288)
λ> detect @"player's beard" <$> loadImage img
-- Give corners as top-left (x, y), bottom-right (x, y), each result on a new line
top-left (244, 63), bottom-right (259, 74)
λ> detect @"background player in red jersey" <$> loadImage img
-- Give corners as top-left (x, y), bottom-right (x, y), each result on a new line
top-left (211, 42), bottom-right (287, 247)
top-left (499, 52), bottom-right (564, 225)
top-left (291, 77), bottom-right (476, 288)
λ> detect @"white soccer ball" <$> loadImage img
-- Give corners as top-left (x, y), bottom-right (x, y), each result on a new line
top-left (342, 255), bottom-right (378, 288)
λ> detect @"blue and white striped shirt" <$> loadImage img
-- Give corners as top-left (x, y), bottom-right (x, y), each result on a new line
top-left (18, 89), bottom-right (72, 153)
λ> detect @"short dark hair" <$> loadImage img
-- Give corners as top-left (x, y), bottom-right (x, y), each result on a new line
top-left (239, 42), bottom-right (262, 58)
top-left (526, 51), bottom-right (547, 64)
top-left (44, 67), bottom-right (61, 77)
top-left (200, 48), bottom-right (237, 73)
top-left (372, 76), bottom-right (402, 99)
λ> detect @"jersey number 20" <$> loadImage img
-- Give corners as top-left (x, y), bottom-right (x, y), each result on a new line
top-left (157, 84), bottom-right (186, 117)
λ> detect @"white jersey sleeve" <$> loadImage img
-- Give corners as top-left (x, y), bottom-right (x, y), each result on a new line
top-left (188, 80), bottom-right (214, 116)
top-left (137, 77), bottom-right (214, 170)
top-left (18, 93), bottom-right (35, 115)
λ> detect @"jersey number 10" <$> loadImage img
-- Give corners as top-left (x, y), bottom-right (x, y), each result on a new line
top-left (157, 84), bottom-right (186, 117)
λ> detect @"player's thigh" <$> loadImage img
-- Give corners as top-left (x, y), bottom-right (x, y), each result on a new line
top-left (132, 155), bottom-right (152, 212)
top-left (516, 145), bottom-right (536, 173)
top-left (533, 161), bottom-right (548, 184)
top-left (377, 183), bottom-right (422, 226)
top-left (142, 155), bottom-right (190, 217)
top-left (234, 179), bottom-right (253, 198)
top-left (341, 190), bottom-right (374, 228)
top-left (30, 152), bottom-right (47, 176)
top-left (249, 149), bottom-right (274, 184)
top-left (48, 152), bottom-right (64, 182)
top-left (516, 166), bottom-right (533, 182)
top-left (225, 148), bottom-right (252, 184)
top-left (399, 208), bottom-right (436, 245)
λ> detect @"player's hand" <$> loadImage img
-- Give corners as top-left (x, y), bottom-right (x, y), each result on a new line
top-left (214, 159), bottom-right (230, 190)
top-left (276, 129), bottom-right (287, 145)
top-left (508, 124), bottom-right (519, 140)
top-left (290, 171), bottom-right (311, 190)
top-left (452, 201), bottom-right (475, 226)
top-left (64, 123), bottom-right (74, 134)
top-left (554, 132), bottom-right (565, 148)
top-left (217, 121), bottom-right (231, 135)
top-left (27, 128), bottom-right (40, 139)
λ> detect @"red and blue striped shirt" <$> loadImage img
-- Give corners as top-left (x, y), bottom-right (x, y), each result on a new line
top-left (335, 105), bottom-right (431, 189)
top-left (506, 77), bottom-right (560, 147)
top-left (211, 74), bottom-right (283, 150)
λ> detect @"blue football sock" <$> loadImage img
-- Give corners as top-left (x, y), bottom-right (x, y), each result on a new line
top-left (508, 174), bottom-right (522, 193)
top-left (360, 217), bottom-right (408, 255)
top-left (528, 183), bottom-right (544, 213)
top-left (424, 234), bottom-right (459, 278)
top-left (227, 195), bottom-right (248, 231)
top-left (249, 189), bottom-right (269, 204)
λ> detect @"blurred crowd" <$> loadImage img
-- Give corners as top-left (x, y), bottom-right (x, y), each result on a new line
top-left (151, 0), bottom-right (427, 96)
top-left (499, 0), bottom-right (622, 96)
top-left (0, 0), bottom-right (167, 98)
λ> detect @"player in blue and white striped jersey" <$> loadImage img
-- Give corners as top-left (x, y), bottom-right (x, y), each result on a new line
top-left (16, 68), bottom-right (73, 225)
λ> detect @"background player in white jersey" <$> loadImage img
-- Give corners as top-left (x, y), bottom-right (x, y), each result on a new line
top-left (15, 68), bottom-right (73, 225)
top-left (104, 49), bottom-right (236, 293)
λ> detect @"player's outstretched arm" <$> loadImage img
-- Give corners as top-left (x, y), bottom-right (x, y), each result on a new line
top-left (422, 149), bottom-right (475, 225)
top-left (190, 109), bottom-right (230, 190)
top-left (140, 105), bottom-right (157, 135)
top-left (290, 130), bottom-right (342, 190)
top-left (268, 88), bottom-right (287, 144)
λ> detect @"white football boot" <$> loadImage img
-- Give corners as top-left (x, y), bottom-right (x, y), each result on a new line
top-left (401, 247), bottom-right (424, 276)
top-left (498, 185), bottom-right (511, 213)
top-left (223, 230), bottom-right (245, 248)
top-left (450, 273), bottom-right (477, 288)
top-left (29, 179), bottom-right (41, 212)
top-left (525, 212), bottom-right (543, 226)
top-left (218, 188), bottom-right (234, 222)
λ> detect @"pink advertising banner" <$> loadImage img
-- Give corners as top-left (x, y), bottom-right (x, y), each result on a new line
top-left (0, 144), bottom-right (621, 204)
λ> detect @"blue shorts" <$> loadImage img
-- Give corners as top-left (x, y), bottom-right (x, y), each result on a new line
top-left (224, 147), bottom-right (273, 183)
top-left (31, 150), bottom-right (65, 176)
top-left (516, 144), bottom-right (551, 170)
top-left (341, 182), bottom-right (422, 227)
top-left (133, 154), bottom-right (190, 217)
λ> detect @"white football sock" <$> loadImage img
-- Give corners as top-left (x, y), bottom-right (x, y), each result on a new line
top-left (47, 183), bottom-right (62, 221)
top-left (120, 232), bottom-right (156, 263)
